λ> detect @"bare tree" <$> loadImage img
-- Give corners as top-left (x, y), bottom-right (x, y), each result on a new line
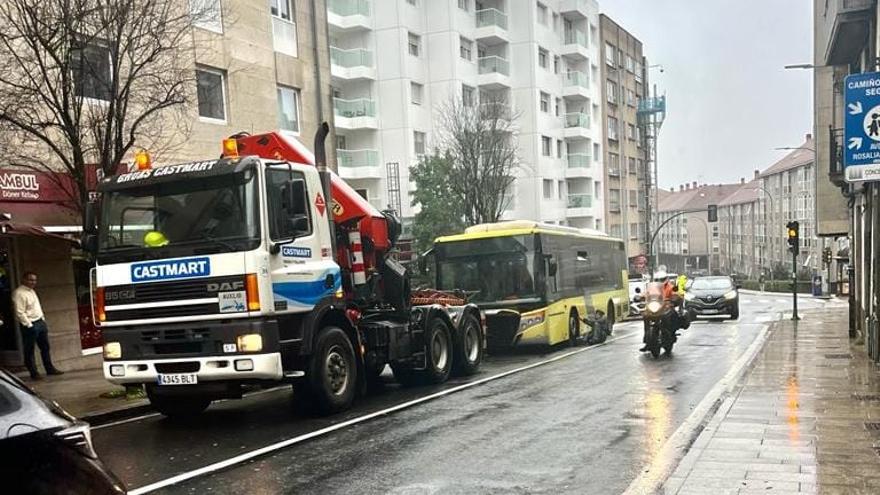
top-left (435, 95), bottom-right (521, 225)
top-left (0, 0), bottom-right (211, 225)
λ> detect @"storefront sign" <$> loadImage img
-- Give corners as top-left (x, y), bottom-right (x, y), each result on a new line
top-left (0, 172), bottom-right (42, 200)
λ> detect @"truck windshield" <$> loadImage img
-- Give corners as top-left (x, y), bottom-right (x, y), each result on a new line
top-left (98, 170), bottom-right (260, 262)
top-left (435, 235), bottom-right (538, 304)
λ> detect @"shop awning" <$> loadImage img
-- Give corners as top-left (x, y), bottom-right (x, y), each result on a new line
top-left (0, 220), bottom-right (78, 243)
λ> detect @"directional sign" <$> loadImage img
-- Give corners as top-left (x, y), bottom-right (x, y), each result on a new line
top-left (844, 71), bottom-right (880, 182)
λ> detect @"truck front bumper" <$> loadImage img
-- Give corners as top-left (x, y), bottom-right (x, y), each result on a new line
top-left (103, 352), bottom-right (284, 385)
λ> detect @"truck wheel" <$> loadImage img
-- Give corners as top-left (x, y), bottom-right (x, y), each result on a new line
top-left (307, 326), bottom-right (357, 415)
top-left (146, 388), bottom-right (210, 419)
top-left (453, 313), bottom-right (483, 376)
top-left (422, 316), bottom-right (453, 384)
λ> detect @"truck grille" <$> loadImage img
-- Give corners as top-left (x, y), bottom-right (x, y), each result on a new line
top-left (102, 275), bottom-right (245, 322)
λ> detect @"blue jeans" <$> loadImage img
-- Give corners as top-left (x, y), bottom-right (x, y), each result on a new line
top-left (21, 319), bottom-right (56, 376)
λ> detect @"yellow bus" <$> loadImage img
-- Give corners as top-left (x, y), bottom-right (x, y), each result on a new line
top-left (431, 221), bottom-right (629, 349)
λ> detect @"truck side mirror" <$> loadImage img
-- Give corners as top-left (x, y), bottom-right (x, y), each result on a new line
top-left (288, 215), bottom-right (309, 236)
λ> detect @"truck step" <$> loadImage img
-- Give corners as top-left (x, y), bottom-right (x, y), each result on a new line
top-left (284, 371), bottom-right (305, 378)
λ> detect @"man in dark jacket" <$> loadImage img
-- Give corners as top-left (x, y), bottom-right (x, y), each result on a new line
top-left (583, 309), bottom-right (610, 345)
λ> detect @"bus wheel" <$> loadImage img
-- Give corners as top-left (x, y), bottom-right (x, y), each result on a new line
top-left (422, 317), bottom-right (453, 384)
top-left (306, 326), bottom-right (357, 415)
top-left (568, 311), bottom-right (580, 347)
top-left (453, 314), bottom-right (483, 376)
top-left (146, 387), bottom-right (210, 419)
top-left (606, 301), bottom-right (616, 330)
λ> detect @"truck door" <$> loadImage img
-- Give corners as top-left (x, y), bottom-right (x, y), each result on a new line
top-left (265, 166), bottom-right (340, 315)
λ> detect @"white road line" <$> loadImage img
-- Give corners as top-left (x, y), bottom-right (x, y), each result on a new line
top-left (128, 331), bottom-right (637, 495)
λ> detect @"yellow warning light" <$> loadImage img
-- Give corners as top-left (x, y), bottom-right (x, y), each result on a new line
top-left (787, 229), bottom-right (797, 238)
top-left (222, 138), bottom-right (239, 158)
top-left (135, 150), bottom-right (152, 170)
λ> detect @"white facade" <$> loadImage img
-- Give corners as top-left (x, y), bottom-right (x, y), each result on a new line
top-left (328, 0), bottom-right (605, 231)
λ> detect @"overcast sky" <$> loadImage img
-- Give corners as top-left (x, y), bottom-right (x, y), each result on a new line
top-left (599, 0), bottom-right (814, 190)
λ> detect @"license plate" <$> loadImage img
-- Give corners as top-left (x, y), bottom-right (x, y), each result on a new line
top-left (702, 309), bottom-right (719, 314)
top-left (157, 373), bottom-right (198, 385)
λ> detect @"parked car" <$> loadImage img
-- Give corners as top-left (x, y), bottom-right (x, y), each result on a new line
top-left (684, 276), bottom-right (740, 320)
top-left (0, 368), bottom-right (126, 494)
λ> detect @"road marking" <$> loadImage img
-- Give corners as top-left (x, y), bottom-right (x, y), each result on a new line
top-left (622, 319), bottom-right (773, 495)
top-left (127, 331), bottom-right (637, 495)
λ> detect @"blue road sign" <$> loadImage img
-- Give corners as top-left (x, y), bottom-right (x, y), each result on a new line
top-left (844, 71), bottom-right (880, 182)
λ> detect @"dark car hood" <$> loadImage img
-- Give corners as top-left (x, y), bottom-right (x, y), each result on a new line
top-left (689, 288), bottom-right (734, 297)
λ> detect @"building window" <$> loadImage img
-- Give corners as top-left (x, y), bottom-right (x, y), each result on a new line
top-left (462, 84), bottom-right (475, 107)
top-left (593, 142), bottom-right (600, 162)
top-left (71, 42), bottom-right (112, 101)
top-left (555, 97), bottom-right (561, 117)
top-left (270, 0), bottom-right (297, 56)
top-left (411, 82), bottom-right (423, 105)
top-left (630, 223), bottom-right (638, 239)
top-left (628, 157), bottom-right (636, 174)
top-left (538, 47), bottom-right (548, 69)
top-left (557, 139), bottom-right (563, 158)
top-left (607, 117), bottom-right (619, 141)
top-left (460, 37), bottom-right (473, 60)
top-left (190, 0), bottom-right (223, 33)
top-left (458, 0), bottom-right (469, 10)
top-left (196, 66), bottom-right (227, 122)
top-left (558, 180), bottom-right (565, 199)
top-left (625, 55), bottom-right (635, 72)
top-left (277, 85), bottom-right (300, 132)
top-left (270, 0), bottom-right (293, 21)
top-left (414, 131), bottom-right (426, 154)
top-left (628, 190), bottom-right (637, 207)
top-left (553, 55), bottom-right (560, 74)
top-left (543, 179), bottom-right (554, 199)
top-left (541, 136), bottom-right (552, 156)
top-left (540, 91), bottom-right (550, 113)
top-left (536, 2), bottom-right (548, 25)
top-left (628, 123), bottom-right (636, 140)
top-left (407, 0), bottom-right (417, 5)
top-left (606, 80), bottom-right (617, 104)
top-left (605, 43), bottom-right (615, 66)
top-left (608, 153), bottom-right (620, 173)
top-left (408, 32), bottom-right (421, 57)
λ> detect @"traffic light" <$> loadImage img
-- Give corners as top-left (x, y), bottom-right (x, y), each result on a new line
top-left (823, 247), bottom-right (833, 265)
top-left (786, 221), bottom-right (800, 255)
top-left (707, 204), bottom-right (718, 223)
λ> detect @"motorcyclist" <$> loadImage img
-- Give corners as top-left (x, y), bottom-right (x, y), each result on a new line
top-left (676, 273), bottom-right (688, 296)
top-left (640, 270), bottom-right (689, 352)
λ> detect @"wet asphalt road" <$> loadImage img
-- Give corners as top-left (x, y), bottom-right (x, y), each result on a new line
top-left (91, 293), bottom-right (834, 494)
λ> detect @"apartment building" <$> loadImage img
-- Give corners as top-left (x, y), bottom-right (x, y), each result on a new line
top-left (717, 179), bottom-right (759, 277)
top-left (598, 14), bottom-right (648, 258)
top-left (327, 0), bottom-right (606, 231)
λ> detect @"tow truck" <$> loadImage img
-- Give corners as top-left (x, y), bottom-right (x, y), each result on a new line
top-left (83, 125), bottom-right (484, 417)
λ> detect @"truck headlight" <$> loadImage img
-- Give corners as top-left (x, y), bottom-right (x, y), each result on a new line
top-left (646, 301), bottom-right (663, 313)
top-left (103, 342), bottom-right (122, 359)
top-left (237, 334), bottom-right (263, 352)
top-left (724, 290), bottom-right (738, 300)
top-left (518, 312), bottom-right (545, 332)
top-left (684, 292), bottom-right (695, 301)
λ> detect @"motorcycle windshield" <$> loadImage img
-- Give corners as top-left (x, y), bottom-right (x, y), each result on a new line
top-left (645, 282), bottom-right (664, 303)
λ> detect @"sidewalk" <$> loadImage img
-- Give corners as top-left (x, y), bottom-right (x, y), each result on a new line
top-left (21, 367), bottom-right (150, 422)
top-left (664, 305), bottom-right (880, 494)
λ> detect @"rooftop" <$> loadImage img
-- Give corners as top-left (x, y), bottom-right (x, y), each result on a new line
top-left (760, 134), bottom-right (814, 177)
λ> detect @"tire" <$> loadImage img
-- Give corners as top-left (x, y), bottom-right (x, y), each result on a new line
top-left (422, 317), bottom-right (453, 384)
top-left (146, 388), bottom-right (211, 419)
top-left (453, 314), bottom-right (483, 376)
top-left (568, 311), bottom-right (580, 347)
top-left (606, 301), bottom-right (616, 333)
top-left (661, 329), bottom-right (675, 355)
top-left (729, 305), bottom-right (740, 320)
top-left (647, 325), bottom-right (661, 358)
top-left (306, 326), bottom-right (358, 415)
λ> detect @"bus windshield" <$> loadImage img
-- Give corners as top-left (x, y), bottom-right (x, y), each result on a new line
top-left (98, 169), bottom-right (260, 263)
top-left (435, 235), bottom-right (538, 304)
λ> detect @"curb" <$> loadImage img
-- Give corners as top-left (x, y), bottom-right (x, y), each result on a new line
top-left (622, 316), bottom-right (777, 495)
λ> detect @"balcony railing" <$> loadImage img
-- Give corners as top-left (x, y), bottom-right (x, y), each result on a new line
top-left (478, 56), bottom-right (510, 76)
top-left (334, 98), bottom-right (376, 118)
top-left (564, 112), bottom-right (590, 129)
top-left (567, 153), bottom-right (590, 168)
top-left (476, 8), bottom-right (508, 29)
top-left (337, 149), bottom-right (378, 167)
top-left (330, 47), bottom-right (374, 68)
top-left (567, 194), bottom-right (592, 208)
top-left (564, 71), bottom-right (589, 89)
top-left (637, 96), bottom-right (666, 115)
top-left (564, 29), bottom-right (588, 48)
top-left (328, 0), bottom-right (371, 16)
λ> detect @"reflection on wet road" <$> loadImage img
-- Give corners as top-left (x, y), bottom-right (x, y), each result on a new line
top-left (90, 294), bottom-right (830, 494)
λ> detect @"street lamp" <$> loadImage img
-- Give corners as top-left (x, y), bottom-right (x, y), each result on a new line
top-left (784, 63), bottom-right (815, 70)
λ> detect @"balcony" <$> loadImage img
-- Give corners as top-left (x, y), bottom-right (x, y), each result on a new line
top-left (477, 56), bottom-right (510, 89)
top-left (559, 0), bottom-right (590, 19)
top-left (336, 149), bottom-right (381, 179)
top-left (563, 112), bottom-right (591, 139)
top-left (475, 8), bottom-right (509, 45)
top-left (333, 98), bottom-right (378, 130)
top-left (566, 193), bottom-right (593, 217)
top-left (565, 153), bottom-right (591, 178)
top-left (562, 70), bottom-right (590, 99)
top-left (327, 0), bottom-right (371, 31)
top-left (330, 47), bottom-right (376, 80)
top-left (560, 30), bottom-right (589, 60)
top-left (822, 0), bottom-right (874, 65)
top-left (609, 201), bottom-right (621, 213)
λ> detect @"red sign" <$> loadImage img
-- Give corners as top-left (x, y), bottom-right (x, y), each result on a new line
top-left (0, 167), bottom-right (98, 204)
top-left (315, 192), bottom-right (326, 216)
top-left (633, 254), bottom-right (648, 270)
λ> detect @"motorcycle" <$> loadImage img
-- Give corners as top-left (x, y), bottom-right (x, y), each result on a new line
top-left (641, 282), bottom-right (681, 358)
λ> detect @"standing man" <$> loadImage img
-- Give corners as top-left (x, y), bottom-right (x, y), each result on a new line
top-left (13, 271), bottom-right (63, 379)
